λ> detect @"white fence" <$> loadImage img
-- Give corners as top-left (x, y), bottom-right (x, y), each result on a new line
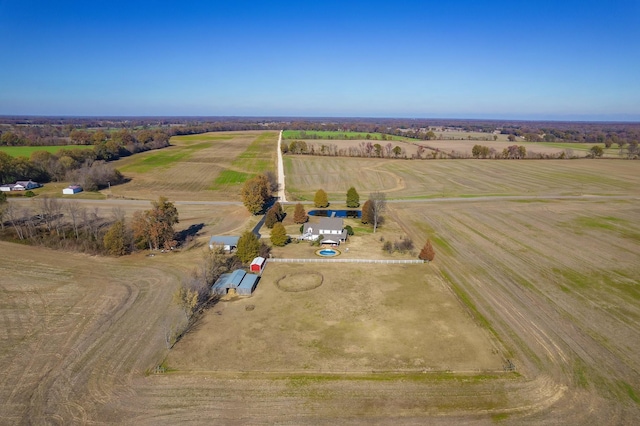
top-left (267, 258), bottom-right (425, 264)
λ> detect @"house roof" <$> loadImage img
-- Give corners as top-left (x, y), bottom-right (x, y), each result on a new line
top-left (15, 180), bottom-right (38, 186)
top-left (209, 235), bottom-right (240, 246)
top-left (318, 217), bottom-right (344, 231)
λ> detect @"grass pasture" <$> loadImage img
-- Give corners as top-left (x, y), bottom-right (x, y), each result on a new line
top-left (284, 156), bottom-right (640, 200)
top-left (110, 130), bottom-right (277, 201)
top-left (167, 263), bottom-right (502, 372)
top-left (0, 144), bottom-right (89, 157)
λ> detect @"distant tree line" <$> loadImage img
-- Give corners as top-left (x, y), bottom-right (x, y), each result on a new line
top-left (3, 116), bottom-right (638, 148)
top-left (0, 129), bottom-right (172, 188)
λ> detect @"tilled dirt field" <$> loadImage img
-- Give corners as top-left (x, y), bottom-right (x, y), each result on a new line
top-left (393, 197), bottom-right (640, 423)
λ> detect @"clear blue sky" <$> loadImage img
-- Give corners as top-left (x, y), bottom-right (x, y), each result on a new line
top-left (1, 0), bottom-right (638, 120)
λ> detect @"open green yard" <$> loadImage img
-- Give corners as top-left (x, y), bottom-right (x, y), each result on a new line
top-left (0, 145), bottom-right (88, 157)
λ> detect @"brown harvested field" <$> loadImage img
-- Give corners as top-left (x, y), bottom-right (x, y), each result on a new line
top-left (296, 137), bottom-right (599, 159)
top-left (167, 263), bottom-right (503, 373)
top-left (109, 130), bottom-right (277, 201)
top-left (3, 141), bottom-right (640, 424)
top-left (285, 157), bottom-right (640, 200)
top-left (392, 197), bottom-right (640, 422)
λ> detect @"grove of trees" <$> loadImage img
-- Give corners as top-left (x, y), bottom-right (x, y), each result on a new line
top-left (132, 197), bottom-right (179, 251)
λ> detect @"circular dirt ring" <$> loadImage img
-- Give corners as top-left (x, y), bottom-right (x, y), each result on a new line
top-left (275, 272), bottom-right (324, 292)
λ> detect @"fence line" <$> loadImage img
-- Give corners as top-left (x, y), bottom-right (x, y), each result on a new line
top-left (267, 258), bottom-right (425, 264)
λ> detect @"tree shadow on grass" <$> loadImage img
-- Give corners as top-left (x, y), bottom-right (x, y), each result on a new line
top-left (175, 223), bottom-right (205, 244)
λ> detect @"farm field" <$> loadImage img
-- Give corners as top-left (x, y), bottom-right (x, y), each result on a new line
top-left (3, 134), bottom-right (640, 424)
top-left (0, 144), bottom-right (88, 157)
top-left (284, 156), bottom-right (640, 201)
top-left (110, 130), bottom-right (277, 201)
top-left (283, 129), bottom-right (412, 141)
top-left (291, 137), bottom-right (605, 159)
top-left (392, 197), bottom-right (640, 423)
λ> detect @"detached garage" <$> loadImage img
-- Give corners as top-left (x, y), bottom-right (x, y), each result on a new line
top-left (63, 185), bottom-right (83, 195)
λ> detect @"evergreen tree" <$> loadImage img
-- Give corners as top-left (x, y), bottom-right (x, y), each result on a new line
top-left (346, 186), bottom-right (360, 208)
top-left (314, 189), bottom-right (329, 208)
top-left (270, 222), bottom-right (289, 246)
top-left (419, 239), bottom-right (436, 262)
top-left (293, 203), bottom-right (308, 224)
top-left (236, 231), bottom-right (260, 264)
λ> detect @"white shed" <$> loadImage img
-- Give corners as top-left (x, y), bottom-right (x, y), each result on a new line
top-left (63, 185), bottom-right (83, 195)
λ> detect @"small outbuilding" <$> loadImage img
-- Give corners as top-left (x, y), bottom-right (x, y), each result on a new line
top-left (63, 185), bottom-right (83, 195)
top-left (237, 273), bottom-right (259, 295)
top-left (0, 184), bottom-right (15, 192)
top-left (250, 256), bottom-right (266, 273)
top-left (209, 235), bottom-right (240, 251)
top-left (211, 269), bottom-right (260, 296)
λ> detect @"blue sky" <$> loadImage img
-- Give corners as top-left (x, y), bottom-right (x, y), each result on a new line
top-left (0, 0), bottom-right (638, 120)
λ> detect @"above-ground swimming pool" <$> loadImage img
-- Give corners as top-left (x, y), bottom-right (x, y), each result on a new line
top-left (316, 248), bottom-right (341, 257)
top-left (308, 209), bottom-right (361, 218)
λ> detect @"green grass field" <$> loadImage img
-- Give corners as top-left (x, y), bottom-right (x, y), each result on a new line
top-left (0, 145), bottom-right (89, 157)
top-left (119, 142), bottom-right (211, 173)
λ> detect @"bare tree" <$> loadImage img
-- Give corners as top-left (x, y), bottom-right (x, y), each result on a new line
top-left (5, 203), bottom-right (25, 240)
top-left (369, 191), bottom-right (387, 233)
top-left (66, 201), bottom-right (84, 239)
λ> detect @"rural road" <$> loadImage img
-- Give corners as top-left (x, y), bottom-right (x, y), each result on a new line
top-left (6, 194), bottom-right (638, 208)
top-left (276, 130), bottom-right (287, 202)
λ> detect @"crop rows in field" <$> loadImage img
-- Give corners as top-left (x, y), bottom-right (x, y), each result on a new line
top-left (393, 198), bottom-right (640, 413)
top-left (283, 130), bottom-right (411, 141)
top-left (110, 131), bottom-right (277, 201)
top-left (284, 157), bottom-right (640, 200)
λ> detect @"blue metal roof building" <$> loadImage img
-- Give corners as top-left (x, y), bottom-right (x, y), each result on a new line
top-left (211, 269), bottom-right (260, 296)
top-left (237, 274), bottom-right (259, 295)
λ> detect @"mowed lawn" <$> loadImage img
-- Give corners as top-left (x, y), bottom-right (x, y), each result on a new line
top-left (0, 145), bottom-right (88, 157)
top-left (284, 156), bottom-right (640, 200)
top-left (111, 131), bottom-right (277, 201)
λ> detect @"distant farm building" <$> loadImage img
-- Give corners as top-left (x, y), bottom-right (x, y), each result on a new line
top-left (209, 235), bottom-right (240, 251)
top-left (250, 256), bottom-right (266, 273)
top-left (1, 180), bottom-right (40, 191)
top-left (62, 185), bottom-right (83, 195)
top-left (211, 269), bottom-right (260, 296)
top-left (14, 180), bottom-right (41, 191)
